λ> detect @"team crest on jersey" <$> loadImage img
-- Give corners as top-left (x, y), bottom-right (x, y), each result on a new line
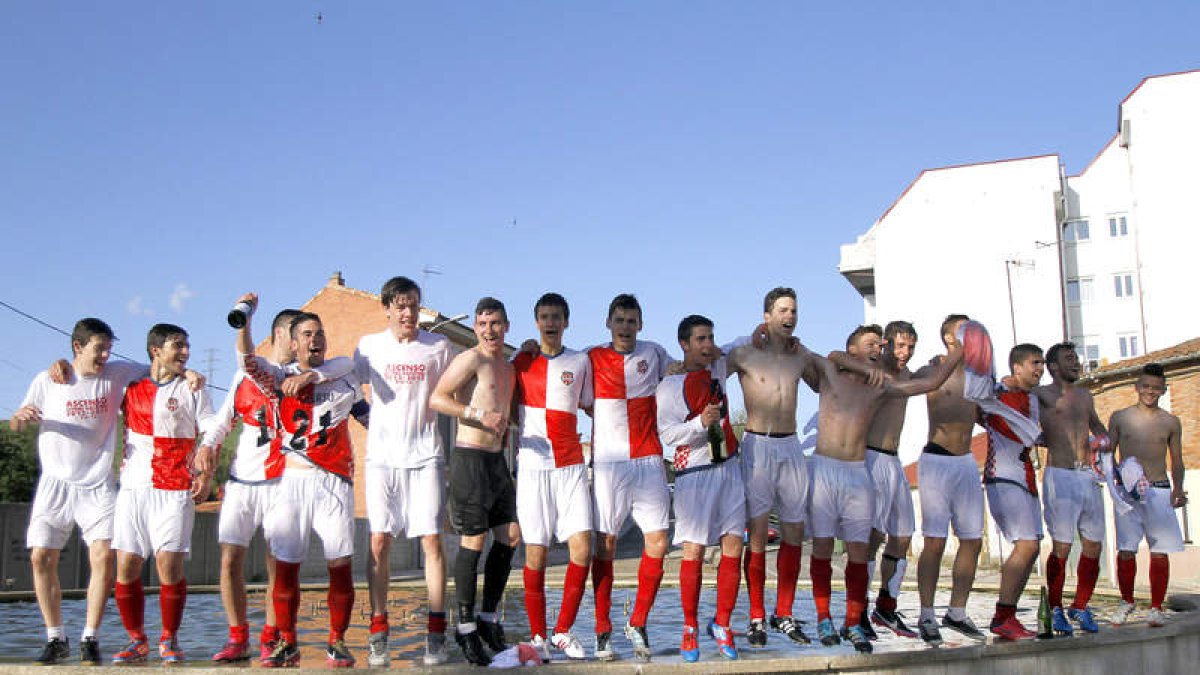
top-left (561, 371), bottom-right (575, 386)
top-left (636, 359), bottom-right (649, 375)
top-left (166, 397), bottom-right (179, 412)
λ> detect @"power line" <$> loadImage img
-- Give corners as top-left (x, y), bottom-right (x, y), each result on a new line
top-left (0, 299), bottom-right (227, 393)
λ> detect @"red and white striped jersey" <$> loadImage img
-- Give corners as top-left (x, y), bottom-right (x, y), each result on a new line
top-left (982, 386), bottom-right (1041, 495)
top-left (121, 376), bottom-right (216, 491)
top-left (514, 348), bottom-right (593, 469)
top-left (656, 360), bottom-right (738, 472)
top-left (203, 370), bottom-right (286, 483)
top-left (588, 340), bottom-right (672, 464)
top-left (242, 355), bottom-right (363, 481)
top-left (20, 361), bottom-right (147, 488)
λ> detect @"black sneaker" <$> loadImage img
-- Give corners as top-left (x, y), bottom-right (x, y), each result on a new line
top-left (840, 626), bottom-right (873, 653)
top-left (918, 617), bottom-right (944, 646)
top-left (594, 632), bottom-right (614, 661)
top-left (624, 623), bottom-right (651, 662)
top-left (858, 609), bottom-right (880, 640)
top-left (476, 619), bottom-right (507, 652)
top-left (871, 607), bottom-right (917, 638)
top-left (261, 641), bottom-right (300, 668)
top-left (454, 628), bottom-right (492, 667)
top-left (80, 637), bottom-right (100, 666)
top-left (769, 615), bottom-right (811, 644)
top-left (942, 614), bottom-right (987, 641)
top-left (746, 618), bottom-right (767, 647)
top-left (36, 638), bottom-right (70, 665)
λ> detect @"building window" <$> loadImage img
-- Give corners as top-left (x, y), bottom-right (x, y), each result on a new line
top-left (1114, 273), bottom-right (1134, 298)
top-left (1067, 277), bottom-right (1094, 304)
top-left (1064, 220), bottom-right (1090, 242)
top-left (1072, 337), bottom-right (1101, 366)
top-left (1119, 334), bottom-right (1141, 358)
top-left (1109, 215), bottom-right (1129, 238)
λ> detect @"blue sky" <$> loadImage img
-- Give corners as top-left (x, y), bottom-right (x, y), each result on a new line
top-left (2, 2), bottom-right (1197, 415)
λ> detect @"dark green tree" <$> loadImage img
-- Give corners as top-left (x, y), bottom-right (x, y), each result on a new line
top-left (0, 424), bottom-right (40, 502)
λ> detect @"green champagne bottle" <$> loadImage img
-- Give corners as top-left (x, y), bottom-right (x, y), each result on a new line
top-left (1037, 585), bottom-right (1054, 639)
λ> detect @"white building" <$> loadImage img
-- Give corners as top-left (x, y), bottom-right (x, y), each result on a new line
top-left (839, 69), bottom-right (1200, 464)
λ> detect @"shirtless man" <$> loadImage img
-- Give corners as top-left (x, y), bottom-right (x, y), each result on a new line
top-left (1108, 363), bottom-right (1187, 628)
top-left (1034, 342), bottom-right (1109, 635)
top-left (725, 287), bottom-right (815, 647)
top-left (914, 314), bottom-right (987, 644)
top-left (859, 320), bottom-right (919, 640)
top-left (981, 344), bottom-right (1045, 641)
top-left (805, 325), bottom-right (961, 652)
top-left (430, 297), bottom-right (519, 667)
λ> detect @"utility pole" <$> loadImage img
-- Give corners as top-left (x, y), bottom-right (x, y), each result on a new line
top-left (202, 348), bottom-right (219, 385)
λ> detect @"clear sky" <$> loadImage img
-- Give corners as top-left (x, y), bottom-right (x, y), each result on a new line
top-left (2, 2), bottom-right (1197, 416)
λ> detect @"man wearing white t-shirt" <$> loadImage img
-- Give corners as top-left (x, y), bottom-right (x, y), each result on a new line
top-left (354, 276), bottom-right (453, 666)
top-left (11, 319), bottom-right (147, 665)
top-left (588, 294), bottom-right (673, 662)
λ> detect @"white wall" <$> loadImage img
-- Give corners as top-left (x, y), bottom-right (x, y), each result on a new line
top-left (1121, 72), bottom-right (1200, 353)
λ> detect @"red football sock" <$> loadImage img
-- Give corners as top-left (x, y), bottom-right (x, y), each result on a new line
top-left (427, 612), bottom-right (446, 634)
top-left (159, 580), bottom-right (186, 639)
top-left (811, 557), bottom-right (833, 621)
top-left (1046, 553), bottom-right (1066, 608)
top-left (554, 561), bottom-right (588, 635)
top-left (523, 567), bottom-right (547, 639)
top-left (715, 554), bottom-right (741, 627)
top-left (679, 559), bottom-right (702, 629)
top-left (369, 612), bottom-right (388, 635)
top-left (1149, 555), bottom-right (1169, 610)
top-left (259, 624), bottom-right (279, 645)
top-left (629, 553), bottom-right (664, 627)
top-left (230, 623), bottom-right (249, 643)
top-left (745, 550), bottom-right (767, 621)
top-left (327, 564), bottom-right (354, 643)
top-left (1072, 555), bottom-right (1100, 609)
top-left (591, 558), bottom-right (614, 634)
top-left (273, 562), bottom-right (301, 644)
top-left (774, 542), bottom-right (802, 618)
top-left (844, 561), bottom-right (868, 629)
top-left (114, 580), bottom-right (146, 641)
top-left (993, 602), bottom-right (1017, 624)
top-left (1117, 556), bottom-right (1137, 604)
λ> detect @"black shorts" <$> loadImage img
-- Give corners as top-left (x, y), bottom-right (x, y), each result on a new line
top-left (448, 447), bottom-right (517, 536)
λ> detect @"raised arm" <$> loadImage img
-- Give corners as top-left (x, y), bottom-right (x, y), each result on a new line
top-left (885, 346), bottom-right (964, 397)
top-left (827, 350), bottom-right (888, 388)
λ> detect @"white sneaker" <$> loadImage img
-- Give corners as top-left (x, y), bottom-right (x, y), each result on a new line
top-left (550, 631), bottom-right (586, 660)
top-left (1148, 608), bottom-right (1167, 627)
top-left (422, 633), bottom-right (447, 666)
top-left (1110, 601), bottom-right (1136, 626)
top-left (367, 631), bottom-right (390, 667)
top-left (529, 636), bottom-right (551, 664)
